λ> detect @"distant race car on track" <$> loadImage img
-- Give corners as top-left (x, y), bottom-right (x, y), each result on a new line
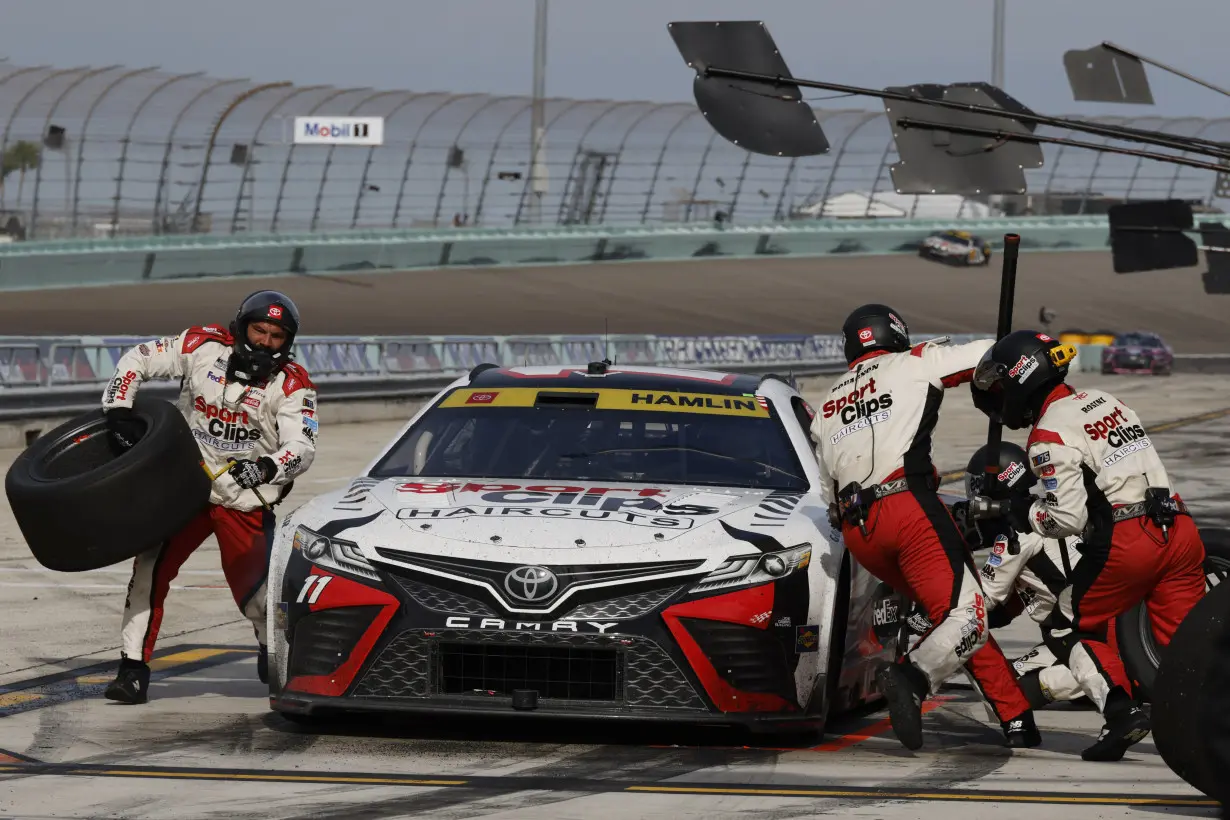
top-left (918, 230), bottom-right (993, 266)
top-left (266, 363), bottom-right (921, 735)
top-left (1101, 331), bottom-right (1174, 375)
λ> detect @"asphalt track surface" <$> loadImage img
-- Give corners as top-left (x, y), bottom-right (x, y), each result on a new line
top-left (3, 249), bottom-right (1228, 352)
top-left (1, 372), bottom-right (1226, 818)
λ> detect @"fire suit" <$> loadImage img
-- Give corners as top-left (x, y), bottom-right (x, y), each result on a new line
top-left (1020, 384), bottom-right (1206, 711)
top-left (812, 337), bottom-right (1031, 723)
top-left (101, 325), bottom-right (319, 662)
top-left (979, 531), bottom-right (1085, 704)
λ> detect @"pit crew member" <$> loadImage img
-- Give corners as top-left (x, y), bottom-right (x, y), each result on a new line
top-left (969, 329), bottom-right (1206, 761)
top-left (962, 441), bottom-right (1085, 710)
top-left (812, 304), bottom-right (1039, 751)
top-left (99, 290), bottom-right (318, 704)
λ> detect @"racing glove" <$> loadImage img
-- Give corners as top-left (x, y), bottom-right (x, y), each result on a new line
top-left (1004, 493), bottom-right (1035, 535)
top-left (227, 456), bottom-right (276, 489)
top-left (104, 407), bottom-right (144, 450)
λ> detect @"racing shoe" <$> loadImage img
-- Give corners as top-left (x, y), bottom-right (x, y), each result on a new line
top-left (257, 644), bottom-right (268, 684)
top-left (876, 659), bottom-right (930, 751)
top-left (1001, 709), bottom-right (1042, 748)
top-left (104, 658), bottom-right (150, 705)
top-left (1082, 703), bottom-right (1151, 762)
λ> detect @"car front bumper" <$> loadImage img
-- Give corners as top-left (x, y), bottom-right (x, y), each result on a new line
top-left (272, 549), bottom-right (830, 730)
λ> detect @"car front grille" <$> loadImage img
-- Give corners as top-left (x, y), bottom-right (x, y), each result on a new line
top-left (350, 629), bottom-right (706, 709)
top-left (438, 641), bottom-right (621, 700)
top-left (560, 586), bottom-right (682, 621)
top-left (394, 577), bottom-right (496, 616)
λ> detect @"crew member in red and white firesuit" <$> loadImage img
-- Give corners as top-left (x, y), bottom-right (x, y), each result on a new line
top-left (968, 329), bottom-right (1206, 761)
top-left (962, 441), bottom-right (1086, 710)
top-left (812, 304), bottom-right (1039, 750)
top-left (99, 291), bottom-right (319, 704)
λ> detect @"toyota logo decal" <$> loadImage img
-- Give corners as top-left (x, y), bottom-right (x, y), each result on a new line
top-left (504, 565), bottom-right (558, 603)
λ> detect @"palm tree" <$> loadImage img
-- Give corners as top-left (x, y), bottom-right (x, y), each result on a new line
top-left (0, 141), bottom-right (42, 207)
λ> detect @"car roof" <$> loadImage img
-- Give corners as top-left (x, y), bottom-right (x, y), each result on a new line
top-left (469, 364), bottom-right (767, 396)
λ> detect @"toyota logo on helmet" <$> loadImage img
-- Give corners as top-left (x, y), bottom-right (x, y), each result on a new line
top-left (268, 306), bottom-right (283, 319)
top-left (504, 566), bottom-right (559, 603)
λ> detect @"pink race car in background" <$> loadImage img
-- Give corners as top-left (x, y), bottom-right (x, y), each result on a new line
top-left (1101, 331), bottom-right (1174, 376)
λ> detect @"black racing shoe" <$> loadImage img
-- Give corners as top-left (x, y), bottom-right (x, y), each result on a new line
top-left (104, 658), bottom-right (150, 705)
top-left (1082, 704), bottom-right (1151, 762)
top-left (1002, 709), bottom-right (1042, 748)
top-left (876, 660), bottom-right (930, 751)
top-left (257, 645), bottom-right (268, 684)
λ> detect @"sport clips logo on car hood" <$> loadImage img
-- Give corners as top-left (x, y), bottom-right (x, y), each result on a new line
top-left (365, 478), bottom-right (786, 547)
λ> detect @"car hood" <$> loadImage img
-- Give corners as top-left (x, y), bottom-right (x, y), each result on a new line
top-left (297, 476), bottom-right (836, 561)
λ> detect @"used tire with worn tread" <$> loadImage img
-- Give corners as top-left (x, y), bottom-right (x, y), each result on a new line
top-left (1118, 527), bottom-right (1230, 703)
top-left (4, 395), bottom-right (211, 572)
top-left (1151, 580), bottom-right (1230, 797)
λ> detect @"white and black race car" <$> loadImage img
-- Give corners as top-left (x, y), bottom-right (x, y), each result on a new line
top-left (918, 230), bottom-right (993, 266)
top-left (266, 363), bottom-right (916, 734)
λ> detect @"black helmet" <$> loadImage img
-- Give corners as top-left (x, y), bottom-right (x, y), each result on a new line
top-left (965, 441), bottom-right (1036, 499)
top-left (228, 290), bottom-right (301, 383)
top-left (841, 303), bottom-right (910, 365)
top-left (962, 441), bottom-right (1036, 549)
top-left (970, 329), bottom-right (1077, 429)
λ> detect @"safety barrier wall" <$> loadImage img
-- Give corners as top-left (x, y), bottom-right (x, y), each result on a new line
top-left (0, 331), bottom-right (994, 419)
top-left (4, 215), bottom-right (1222, 291)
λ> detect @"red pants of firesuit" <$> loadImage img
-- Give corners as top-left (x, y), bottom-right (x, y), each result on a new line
top-left (1059, 513), bottom-right (1206, 708)
top-left (121, 504), bottom-right (274, 663)
top-left (842, 483), bottom-right (1031, 723)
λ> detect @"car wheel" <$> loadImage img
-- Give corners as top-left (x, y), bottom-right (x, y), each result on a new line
top-left (1117, 528), bottom-right (1230, 703)
top-left (3, 395), bottom-right (212, 572)
top-left (1151, 579), bottom-right (1230, 799)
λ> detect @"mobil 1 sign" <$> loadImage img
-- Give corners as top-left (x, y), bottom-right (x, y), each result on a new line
top-left (294, 116), bottom-right (384, 146)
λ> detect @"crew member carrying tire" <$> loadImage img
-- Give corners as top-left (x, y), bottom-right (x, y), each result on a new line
top-left (968, 329), bottom-right (1206, 761)
top-left (100, 291), bottom-right (319, 704)
top-left (962, 441), bottom-right (1086, 710)
top-left (812, 304), bottom-right (1039, 751)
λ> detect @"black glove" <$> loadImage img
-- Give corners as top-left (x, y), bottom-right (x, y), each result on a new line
top-left (1004, 493), bottom-right (1035, 534)
top-left (988, 606), bottom-right (1017, 630)
top-left (227, 456), bottom-right (276, 489)
top-left (104, 407), bottom-right (144, 450)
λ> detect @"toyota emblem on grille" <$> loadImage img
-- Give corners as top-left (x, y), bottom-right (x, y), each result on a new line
top-left (504, 565), bottom-right (558, 602)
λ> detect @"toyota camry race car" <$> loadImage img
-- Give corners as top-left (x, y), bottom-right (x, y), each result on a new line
top-left (918, 230), bottom-right (993, 266)
top-left (266, 363), bottom-right (915, 734)
top-left (1100, 331), bottom-right (1174, 375)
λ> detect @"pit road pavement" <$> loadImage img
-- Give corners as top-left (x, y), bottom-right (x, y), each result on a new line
top-left (0, 372), bottom-right (1224, 818)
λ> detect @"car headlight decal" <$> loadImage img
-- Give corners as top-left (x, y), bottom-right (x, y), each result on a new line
top-left (689, 543), bottom-right (812, 594)
top-left (293, 525), bottom-right (380, 582)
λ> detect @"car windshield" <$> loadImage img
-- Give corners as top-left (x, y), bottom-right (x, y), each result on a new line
top-left (941, 232), bottom-right (971, 244)
top-left (368, 386), bottom-right (811, 491)
top-left (1114, 333), bottom-right (1161, 348)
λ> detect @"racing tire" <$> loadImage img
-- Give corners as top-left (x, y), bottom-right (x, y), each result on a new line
top-left (1117, 527), bottom-right (1230, 703)
top-left (4, 395), bottom-right (212, 572)
top-left (1150, 580), bottom-right (1230, 798)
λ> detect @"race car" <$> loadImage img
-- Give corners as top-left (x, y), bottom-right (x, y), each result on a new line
top-left (266, 363), bottom-right (913, 735)
top-left (918, 230), bottom-right (993, 266)
top-left (1100, 331), bottom-right (1174, 375)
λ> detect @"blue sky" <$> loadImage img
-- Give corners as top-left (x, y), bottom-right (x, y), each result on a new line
top-left (3, 0), bottom-right (1229, 117)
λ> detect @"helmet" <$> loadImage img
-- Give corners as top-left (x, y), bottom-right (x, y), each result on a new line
top-left (969, 329), bottom-right (1077, 429)
top-left (964, 441), bottom-right (1036, 500)
top-left (228, 290), bottom-right (301, 383)
top-left (841, 303), bottom-right (910, 365)
top-left (963, 441), bottom-right (1036, 550)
